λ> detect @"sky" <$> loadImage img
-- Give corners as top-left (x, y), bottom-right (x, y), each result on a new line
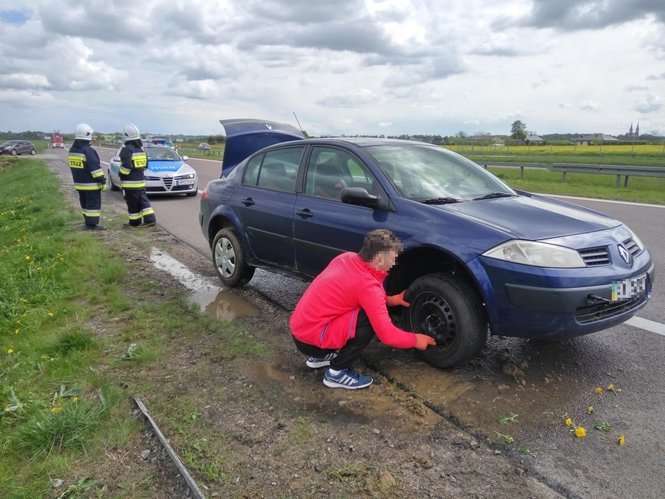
top-left (0, 0), bottom-right (664, 137)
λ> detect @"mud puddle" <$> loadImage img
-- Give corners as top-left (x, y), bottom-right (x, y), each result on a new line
top-left (150, 247), bottom-right (257, 321)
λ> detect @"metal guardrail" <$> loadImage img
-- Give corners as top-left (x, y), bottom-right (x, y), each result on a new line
top-left (482, 162), bottom-right (665, 187)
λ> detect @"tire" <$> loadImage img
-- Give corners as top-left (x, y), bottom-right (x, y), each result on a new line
top-left (404, 273), bottom-right (487, 368)
top-left (30, 149), bottom-right (36, 155)
top-left (211, 228), bottom-right (255, 287)
top-left (11, 149), bottom-right (17, 156)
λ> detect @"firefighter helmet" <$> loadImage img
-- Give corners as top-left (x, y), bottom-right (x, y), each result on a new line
top-left (123, 123), bottom-right (141, 141)
top-left (75, 123), bottom-right (94, 141)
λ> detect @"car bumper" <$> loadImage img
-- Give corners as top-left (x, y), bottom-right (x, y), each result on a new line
top-left (474, 249), bottom-right (654, 338)
top-left (145, 178), bottom-right (197, 195)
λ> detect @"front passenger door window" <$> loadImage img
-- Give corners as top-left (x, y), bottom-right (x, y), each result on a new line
top-left (305, 147), bottom-right (377, 201)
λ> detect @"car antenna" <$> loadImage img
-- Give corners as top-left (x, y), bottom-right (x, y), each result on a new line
top-left (293, 112), bottom-right (305, 136)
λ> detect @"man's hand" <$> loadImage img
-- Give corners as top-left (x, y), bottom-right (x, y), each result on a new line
top-left (414, 334), bottom-right (436, 351)
top-left (387, 290), bottom-right (410, 308)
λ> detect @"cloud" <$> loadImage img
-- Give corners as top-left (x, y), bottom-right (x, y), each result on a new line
top-left (625, 85), bottom-right (649, 92)
top-left (0, 89), bottom-right (54, 106)
top-left (317, 89), bottom-right (377, 108)
top-left (0, 73), bottom-right (51, 90)
top-left (635, 93), bottom-right (663, 113)
top-left (514, 0), bottom-right (665, 31)
top-left (579, 100), bottom-right (599, 111)
top-left (39, 0), bottom-right (149, 43)
top-left (647, 72), bottom-right (665, 80)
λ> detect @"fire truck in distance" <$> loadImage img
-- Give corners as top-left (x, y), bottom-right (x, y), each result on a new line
top-left (50, 132), bottom-right (64, 149)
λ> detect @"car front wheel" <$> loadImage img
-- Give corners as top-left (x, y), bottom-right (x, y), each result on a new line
top-left (212, 228), bottom-right (255, 287)
top-left (405, 273), bottom-right (487, 368)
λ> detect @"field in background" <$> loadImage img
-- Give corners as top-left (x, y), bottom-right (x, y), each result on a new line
top-left (448, 143), bottom-right (665, 167)
top-left (176, 142), bottom-right (224, 161)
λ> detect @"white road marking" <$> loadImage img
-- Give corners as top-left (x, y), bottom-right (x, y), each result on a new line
top-left (626, 316), bottom-right (665, 337)
top-left (538, 193), bottom-right (665, 209)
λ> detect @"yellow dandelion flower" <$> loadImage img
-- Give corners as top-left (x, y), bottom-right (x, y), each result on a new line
top-left (594, 387), bottom-right (604, 395)
top-left (564, 417), bottom-right (574, 427)
top-left (72, 397), bottom-right (79, 403)
top-left (25, 255), bottom-right (31, 261)
top-left (617, 435), bottom-right (625, 446)
top-left (6, 348), bottom-right (14, 354)
top-left (50, 406), bottom-right (63, 414)
top-left (14, 329), bottom-right (19, 335)
top-left (587, 406), bottom-right (594, 415)
top-left (607, 383), bottom-right (616, 392)
top-left (575, 426), bottom-right (587, 438)
top-left (47, 312), bottom-right (54, 317)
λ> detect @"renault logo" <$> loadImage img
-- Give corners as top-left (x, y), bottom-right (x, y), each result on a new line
top-left (618, 244), bottom-right (631, 264)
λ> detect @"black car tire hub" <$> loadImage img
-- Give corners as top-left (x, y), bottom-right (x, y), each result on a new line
top-left (412, 292), bottom-right (457, 349)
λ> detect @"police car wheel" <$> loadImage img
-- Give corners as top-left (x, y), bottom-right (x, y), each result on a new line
top-left (212, 228), bottom-right (255, 287)
top-left (405, 273), bottom-right (487, 368)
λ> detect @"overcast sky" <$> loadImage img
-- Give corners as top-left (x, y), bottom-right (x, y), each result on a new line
top-left (1, 0), bottom-right (664, 136)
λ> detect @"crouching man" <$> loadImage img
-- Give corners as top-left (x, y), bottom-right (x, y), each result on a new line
top-left (290, 229), bottom-right (436, 390)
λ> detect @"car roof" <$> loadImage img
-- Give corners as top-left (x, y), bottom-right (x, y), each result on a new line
top-left (260, 137), bottom-right (435, 149)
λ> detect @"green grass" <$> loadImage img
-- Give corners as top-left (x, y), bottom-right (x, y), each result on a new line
top-left (448, 143), bottom-right (665, 167)
top-left (0, 157), bottom-right (266, 496)
top-left (490, 167), bottom-right (665, 204)
top-left (177, 142), bottom-right (224, 161)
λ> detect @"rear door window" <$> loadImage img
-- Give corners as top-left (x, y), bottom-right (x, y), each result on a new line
top-left (256, 147), bottom-right (303, 193)
top-left (243, 154), bottom-right (263, 186)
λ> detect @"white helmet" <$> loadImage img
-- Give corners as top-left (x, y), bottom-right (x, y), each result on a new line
top-left (75, 123), bottom-right (93, 141)
top-left (123, 123), bottom-right (141, 141)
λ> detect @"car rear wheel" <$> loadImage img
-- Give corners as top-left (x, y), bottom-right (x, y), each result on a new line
top-left (11, 150), bottom-right (17, 156)
top-left (212, 228), bottom-right (255, 287)
top-left (405, 273), bottom-right (487, 368)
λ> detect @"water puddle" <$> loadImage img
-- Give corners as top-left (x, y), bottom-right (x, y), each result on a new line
top-left (150, 247), bottom-right (257, 321)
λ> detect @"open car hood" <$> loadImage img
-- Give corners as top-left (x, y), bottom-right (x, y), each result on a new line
top-left (219, 118), bottom-right (304, 176)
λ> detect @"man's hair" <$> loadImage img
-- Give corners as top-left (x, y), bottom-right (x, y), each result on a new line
top-left (358, 229), bottom-right (403, 261)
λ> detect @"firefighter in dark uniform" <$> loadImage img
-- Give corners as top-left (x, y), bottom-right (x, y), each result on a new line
top-left (68, 123), bottom-right (106, 230)
top-left (119, 123), bottom-right (156, 227)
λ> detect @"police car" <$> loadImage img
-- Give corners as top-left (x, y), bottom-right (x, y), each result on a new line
top-left (108, 145), bottom-right (198, 196)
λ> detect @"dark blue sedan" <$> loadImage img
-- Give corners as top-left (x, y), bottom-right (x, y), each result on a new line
top-left (199, 119), bottom-right (654, 367)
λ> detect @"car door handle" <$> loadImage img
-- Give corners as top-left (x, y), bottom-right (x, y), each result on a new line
top-left (242, 197), bottom-right (255, 207)
top-left (296, 208), bottom-right (313, 219)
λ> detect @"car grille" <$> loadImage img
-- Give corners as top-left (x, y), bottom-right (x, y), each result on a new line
top-left (163, 177), bottom-right (173, 190)
top-left (576, 294), bottom-right (647, 324)
top-left (623, 238), bottom-right (641, 257)
top-left (578, 246), bottom-right (610, 266)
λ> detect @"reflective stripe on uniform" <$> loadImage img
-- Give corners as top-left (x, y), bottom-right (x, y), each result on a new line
top-left (128, 212), bottom-right (142, 221)
top-left (141, 207), bottom-right (155, 216)
top-left (74, 182), bottom-right (102, 191)
top-left (82, 210), bottom-right (101, 217)
top-left (68, 153), bottom-right (86, 168)
top-left (131, 152), bottom-right (148, 169)
top-left (121, 181), bottom-right (146, 189)
top-left (119, 166), bottom-right (131, 175)
top-left (90, 168), bottom-right (105, 178)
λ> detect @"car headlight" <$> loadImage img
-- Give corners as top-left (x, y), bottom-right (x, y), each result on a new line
top-left (483, 240), bottom-right (585, 268)
top-left (177, 173), bottom-right (196, 179)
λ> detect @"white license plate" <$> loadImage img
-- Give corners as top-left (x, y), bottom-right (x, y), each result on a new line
top-left (175, 179), bottom-right (194, 186)
top-left (610, 273), bottom-right (647, 302)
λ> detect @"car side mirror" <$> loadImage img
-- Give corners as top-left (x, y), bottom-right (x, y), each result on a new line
top-left (182, 156), bottom-right (189, 161)
top-left (341, 187), bottom-right (380, 208)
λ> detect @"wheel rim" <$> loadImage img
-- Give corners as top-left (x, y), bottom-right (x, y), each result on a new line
top-left (410, 292), bottom-right (458, 350)
top-left (214, 237), bottom-right (236, 278)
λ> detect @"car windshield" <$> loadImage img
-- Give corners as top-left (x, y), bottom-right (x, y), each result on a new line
top-left (366, 144), bottom-right (515, 202)
top-left (145, 146), bottom-right (180, 161)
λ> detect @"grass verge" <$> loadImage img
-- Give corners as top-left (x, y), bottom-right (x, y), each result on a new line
top-left (0, 158), bottom-right (264, 497)
top-left (490, 166), bottom-right (665, 204)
